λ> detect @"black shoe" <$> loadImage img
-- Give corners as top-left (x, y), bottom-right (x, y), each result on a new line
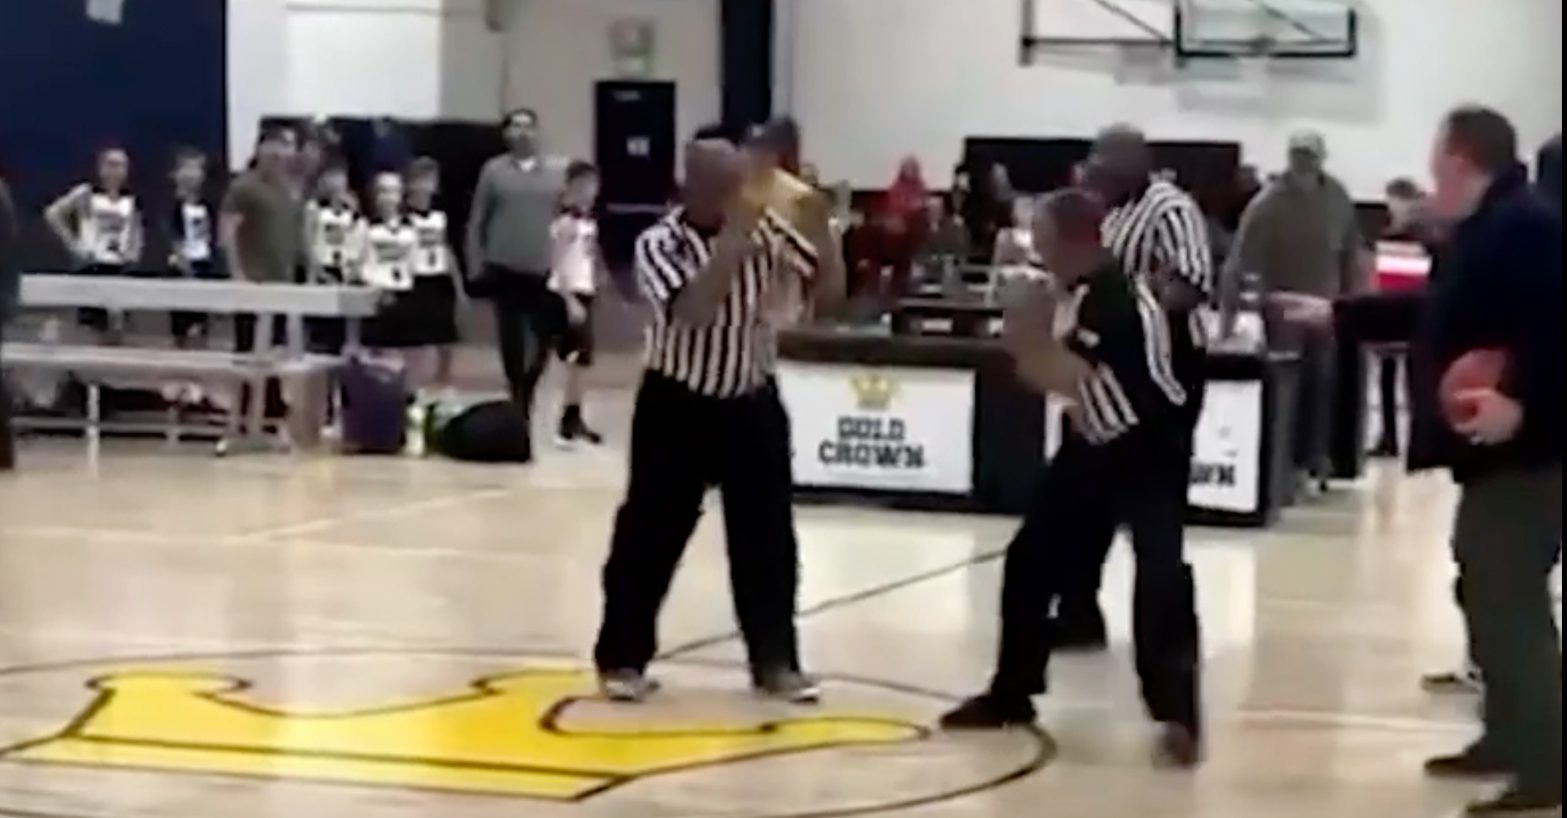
top-left (1156, 723), bottom-right (1204, 769)
top-left (573, 422), bottom-right (604, 446)
top-left (939, 694), bottom-right (1038, 731)
top-left (1426, 747), bottom-right (1512, 780)
top-left (1369, 438), bottom-right (1399, 458)
top-left (1466, 784), bottom-right (1562, 816)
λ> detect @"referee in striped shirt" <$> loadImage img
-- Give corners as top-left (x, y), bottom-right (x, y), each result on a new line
top-left (941, 189), bottom-right (1203, 765)
top-left (1053, 125), bottom-right (1215, 650)
top-left (594, 127), bottom-right (842, 704)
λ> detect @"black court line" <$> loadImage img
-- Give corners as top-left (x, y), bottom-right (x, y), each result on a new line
top-left (658, 546), bottom-right (1008, 661)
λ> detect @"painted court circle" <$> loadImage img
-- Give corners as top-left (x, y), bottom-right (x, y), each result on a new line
top-left (0, 648), bottom-right (1053, 818)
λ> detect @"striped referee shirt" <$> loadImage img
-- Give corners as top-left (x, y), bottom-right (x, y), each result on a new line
top-left (1102, 178), bottom-right (1214, 347)
top-left (1058, 260), bottom-right (1188, 445)
top-left (635, 208), bottom-right (818, 398)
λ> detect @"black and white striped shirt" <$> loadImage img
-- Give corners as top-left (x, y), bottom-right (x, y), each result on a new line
top-left (635, 208), bottom-right (818, 398)
top-left (1102, 178), bottom-right (1214, 348)
top-left (1058, 261), bottom-right (1188, 445)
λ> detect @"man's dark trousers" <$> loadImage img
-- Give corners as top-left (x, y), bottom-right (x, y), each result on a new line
top-left (1453, 463), bottom-right (1562, 794)
top-left (1059, 310), bottom-right (1206, 637)
top-left (991, 431), bottom-right (1202, 732)
top-left (594, 372), bottom-right (802, 678)
top-left (489, 269), bottom-right (556, 453)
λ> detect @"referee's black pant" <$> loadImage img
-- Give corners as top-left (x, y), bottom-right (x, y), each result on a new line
top-left (1059, 313), bottom-right (1206, 634)
top-left (594, 372), bottom-right (802, 677)
top-left (991, 430), bottom-right (1202, 731)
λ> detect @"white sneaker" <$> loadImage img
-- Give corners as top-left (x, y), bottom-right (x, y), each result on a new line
top-left (599, 670), bottom-right (660, 703)
top-left (754, 670), bottom-right (822, 705)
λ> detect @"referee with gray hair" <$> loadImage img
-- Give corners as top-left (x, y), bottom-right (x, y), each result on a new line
top-left (1054, 125), bottom-right (1214, 650)
top-left (942, 188), bottom-right (1203, 767)
top-left (594, 126), bottom-right (843, 705)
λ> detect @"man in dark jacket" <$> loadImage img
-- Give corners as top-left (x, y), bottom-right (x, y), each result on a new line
top-left (1414, 107), bottom-right (1563, 817)
top-left (0, 174), bottom-right (19, 470)
top-left (1536, 133), bottom-right (1561, 212)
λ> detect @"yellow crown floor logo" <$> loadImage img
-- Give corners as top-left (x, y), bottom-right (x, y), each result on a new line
top-left (0, 669), bottom-right (925, 801)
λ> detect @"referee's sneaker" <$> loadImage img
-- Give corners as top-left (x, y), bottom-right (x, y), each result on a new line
top-left (593, 127), bottom-right (842, 705)
top-left (941, 189), bottom-right (1204, 767)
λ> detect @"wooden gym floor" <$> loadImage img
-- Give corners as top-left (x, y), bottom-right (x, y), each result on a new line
top-left (0, 373), bottom-right (1557, 818)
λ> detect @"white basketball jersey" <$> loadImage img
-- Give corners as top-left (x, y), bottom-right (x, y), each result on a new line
top-left (80, 191), bottom-right (136, 265)
top-left (548, 214), bottom-right (597, 295)
top-left (361, 218), bottom-right (417, 291)
top-left (176, 202), bottom-right (213, 264)
top-left (408, 209), bottom-right (450, 277)
top-left (310, 200), bottom-right (363, 271)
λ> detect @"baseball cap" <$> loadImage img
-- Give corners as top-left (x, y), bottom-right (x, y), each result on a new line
top-left (1288, 131), bottom-right (1327, 158)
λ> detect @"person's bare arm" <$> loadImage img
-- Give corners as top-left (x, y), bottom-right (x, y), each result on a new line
top-left (43, 184), bottom-right (90, 261)
top-left (801, 206), bottom-right (847, 317)
top-left (1219, 192), bottom-right (1271, 335)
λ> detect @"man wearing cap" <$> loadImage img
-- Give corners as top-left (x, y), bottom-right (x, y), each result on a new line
top-left (1221, 131), bottom-right (1364, 489)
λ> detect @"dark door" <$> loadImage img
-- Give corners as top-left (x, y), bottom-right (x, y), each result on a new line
top-left (594, 80), bottom-right (676, 274)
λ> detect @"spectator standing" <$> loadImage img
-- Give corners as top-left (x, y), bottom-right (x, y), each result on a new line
top-left (221, 127), bottom-right (303, 426)
top-left (45, 147), bottom-right (143, 335)
top-left (1415, 106), bottom-right (1563, 817)
top-left (166, 148), bottom-right (220, 347)
top-left (1223, 131), bottom-right (1363, 490)
top-left (0, 174), bottom-right (18, 471)
top-left (1367, 178), bottom-right (1431, 458)
top-left (465, 108), bottom-right (565, 462)
top-left (547, 161), bottom-right (606, 447)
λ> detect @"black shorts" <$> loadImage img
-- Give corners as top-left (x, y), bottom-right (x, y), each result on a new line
top-left (170, 261), bottom-right (220, 340)
top-left (76, 263), bottom-right (127, 330)
top-left (365, 276), bottom-right (460, 349)
top-left (554, 292), bottom-right (595, 367)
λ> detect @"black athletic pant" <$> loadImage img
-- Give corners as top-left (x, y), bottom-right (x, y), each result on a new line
top-left (1060, 310), bottom-right (1206, 627)
top-left (234, 314), bottom-right (288, 419)
top-left (594, 372), bottom-right (802, 677)
top-left (1375, 352), bottom-right (1402, 453)
top-left (992, 431), bottom-right (1202, 731)
top-left (489, 269), bottom-right (555, 452)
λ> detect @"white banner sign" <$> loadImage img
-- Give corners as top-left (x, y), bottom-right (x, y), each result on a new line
top-left (1188, 381), bottom-right (1265, 514)
top-left (777, 363), bottom-right (975, 494)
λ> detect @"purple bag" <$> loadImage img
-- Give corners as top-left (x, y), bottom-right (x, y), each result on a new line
top-left (339, 355), bottom-right (407, 454)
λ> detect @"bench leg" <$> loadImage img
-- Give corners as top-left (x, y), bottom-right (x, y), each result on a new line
top-left (86, 383), bottom-right (102, 462)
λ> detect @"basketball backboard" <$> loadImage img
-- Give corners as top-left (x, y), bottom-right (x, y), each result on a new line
top-left (1175, 0), bottom-right (1357, 58)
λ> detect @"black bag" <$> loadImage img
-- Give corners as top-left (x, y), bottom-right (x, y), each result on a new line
top-left (433, 400), bottom-right (531, 463)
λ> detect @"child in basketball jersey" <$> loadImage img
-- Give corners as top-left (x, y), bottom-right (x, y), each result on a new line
top-left (359, 172), bottom-right (419, 353)
top-left (167, 148), bottom-right (220, 346)
top-left (403, 157), bottom-right (462, 394)
top-left (45, 147), bottom-right (143, 332)
top-left (547, 161), bottom-right (604, 446)
top-left (303, 163), bottom-right (366, 353)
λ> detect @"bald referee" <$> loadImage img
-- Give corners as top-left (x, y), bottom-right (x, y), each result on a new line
top-left (942, 189), bottom-right (1202, 765)
top-left (1055, 125), bottom-right (1214, 649)
top-left (594, 127), bottom-right (843, 705)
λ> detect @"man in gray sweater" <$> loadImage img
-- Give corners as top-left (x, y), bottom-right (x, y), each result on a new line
top-left (1222, 131), bottom-right (1365, 488)
top-left (466, 108), bottom-right (566, 461)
